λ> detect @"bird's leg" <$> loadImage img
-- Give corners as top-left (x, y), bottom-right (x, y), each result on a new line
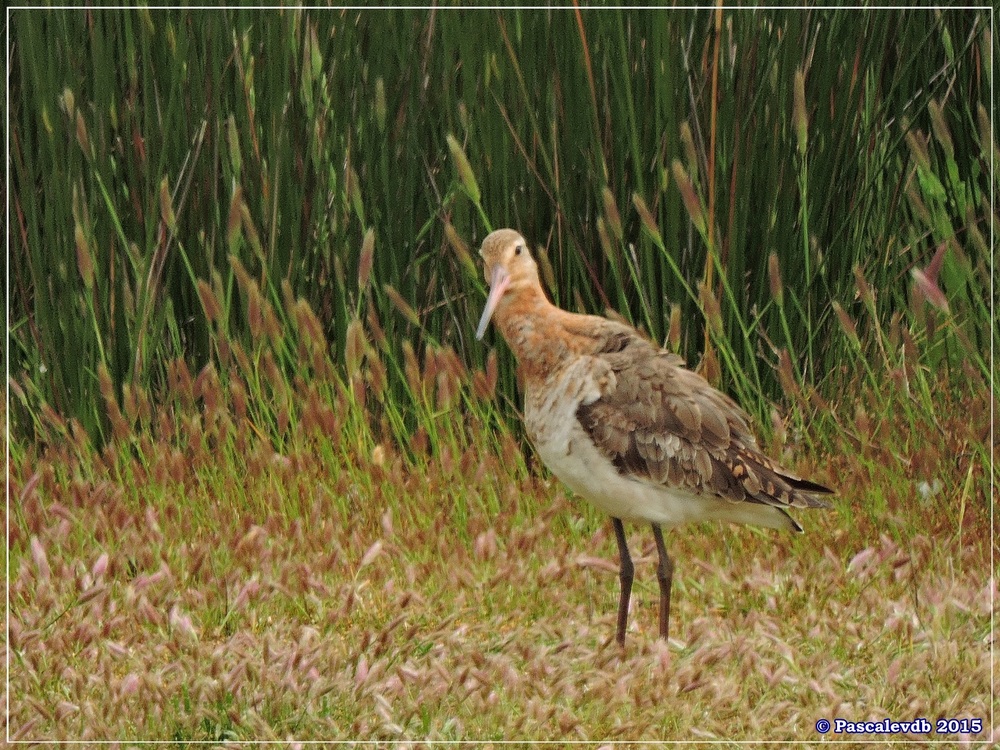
top-left (651, 523), bottom-right (674, 641)
top-left (611, 518), bottom-right (633, 646)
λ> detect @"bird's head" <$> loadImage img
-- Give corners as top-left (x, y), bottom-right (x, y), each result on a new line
top-left (475, 229), bottom-right (540, 340)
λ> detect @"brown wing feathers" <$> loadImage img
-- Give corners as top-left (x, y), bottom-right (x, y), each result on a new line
top-left (576, 329), bottom-right (832, 512)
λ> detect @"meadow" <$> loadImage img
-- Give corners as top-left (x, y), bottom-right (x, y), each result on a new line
top-left (7, 7), bottom-right (995, 744)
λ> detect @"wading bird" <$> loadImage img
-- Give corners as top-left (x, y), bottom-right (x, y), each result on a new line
top-left (475, 229), bottom-right (832, 646)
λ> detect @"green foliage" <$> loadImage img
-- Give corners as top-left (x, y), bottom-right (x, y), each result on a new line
top-left (9, 8), bottom-right (993, 450)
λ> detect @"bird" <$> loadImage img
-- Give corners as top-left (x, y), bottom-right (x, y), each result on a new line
top-left (474, 228), bottom-right (833, 646)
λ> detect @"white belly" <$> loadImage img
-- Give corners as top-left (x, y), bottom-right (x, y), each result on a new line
top-left (525, 361), bottom-right (794, 531)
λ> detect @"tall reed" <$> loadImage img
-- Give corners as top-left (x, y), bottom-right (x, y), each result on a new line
top-left (9, 8), bottom-right (993, 448)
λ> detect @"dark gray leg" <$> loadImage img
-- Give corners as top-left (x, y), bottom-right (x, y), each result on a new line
top-left (611, 518), bottom-right (633, 646)
top-left (651, 523), bottom-right (674, 641)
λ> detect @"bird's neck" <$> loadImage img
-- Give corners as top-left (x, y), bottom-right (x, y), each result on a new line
top-left (492, 284), bottom-right (589, 381)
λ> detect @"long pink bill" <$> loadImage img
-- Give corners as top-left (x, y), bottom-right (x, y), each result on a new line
top-left (475, 265), bottom-right (512, 340)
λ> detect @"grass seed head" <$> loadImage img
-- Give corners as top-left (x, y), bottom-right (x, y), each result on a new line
top-left (777, 349), bottom-right (800, 398)
top-left (384, 284), bottom-right (421, 327)
top-left (247, 284), bottom-right (264, 339)
top-left (668, 304), bottom-right (682, 351)
top-left (904, 127), bottom-right (931, 172)
top-left (98, 363), bottom-right (129, 441)
top-left (263, 300), bottom-right (283, 343)
top-left (602, 186), bottom-right (623, 241)
top-left (632, 192), bottom-right (662, 246)
top-left (196, 278), bottom-right (223, 324)
top-left (596, 216), bottom-right (615, 266)
top-left (30, 536), bottom-right (51, 582)
top-left (672, 159), bottom-right (705, 236)
top-left (793, 68), bottom-right (808, 155)
top-left (60, 86), bottom-right (75, 119)
top-left (927, 99), bottom-right (954, 160)
top-left (75, 110), bottom-right (91, 157)
top-left (832, 301), bottom-right (859, 344)
top-left (680, 120), bottom-right (698, 177)
top-left (74, 223), bottom-right (94, 290)
top-left (158, 176), bottom-right (176, 232)
top-left (444, 221), bottom-right (478, 280)
top-left (367, 354), bottom-right (387, 400)
top-left (446, 133), bottom-right (480, 204)
top-left (345, 318), bottom-right (367, 377)
top-left (239, 201), bottom-right (263, 258)
top-left (767, 252), bottom-right (783, 306)
top-left (422, 344), bottom-right (439, 397)
top-left (226, 187), bottom-right (244, 248)
top-left (374, 77), bottom-right (387, 132)
top-left (535, 243), bottom-right (557, 294)
top-left (852, 264), bottom-right (874, 308)
top-left (365, 296), bottom-right (387, 349)
top-left (698, 281), bottom-right (723, 336)
top-left (358, 228), bottom-right (376, 292)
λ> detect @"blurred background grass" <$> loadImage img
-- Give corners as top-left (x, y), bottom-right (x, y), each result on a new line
top-left (8, 7), bottom-right (994, 457)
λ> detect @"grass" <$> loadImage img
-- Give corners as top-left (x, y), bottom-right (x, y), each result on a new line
top-left (7, 293), bottom-right (994, 741)
top-left (9, 8), bottom-right (994, 441)
top-left (6, 6), bottom-right (995, 744)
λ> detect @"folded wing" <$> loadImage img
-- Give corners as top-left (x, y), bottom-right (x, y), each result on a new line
top-left (575, 328), bottom-right (833, 514)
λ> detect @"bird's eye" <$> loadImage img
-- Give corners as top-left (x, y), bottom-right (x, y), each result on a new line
top-left (514, 244), bottom-right (523, 256)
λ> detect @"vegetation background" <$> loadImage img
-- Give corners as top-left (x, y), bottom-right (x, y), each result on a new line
top-left (7, 6), bottom-right (995, 743)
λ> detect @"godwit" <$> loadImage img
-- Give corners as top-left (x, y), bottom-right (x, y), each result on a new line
top-left (475, 229), bottom-right (832, 646)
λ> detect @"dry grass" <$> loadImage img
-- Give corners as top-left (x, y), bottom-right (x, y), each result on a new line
top-left (5, 355), bottom-right (994, 744)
